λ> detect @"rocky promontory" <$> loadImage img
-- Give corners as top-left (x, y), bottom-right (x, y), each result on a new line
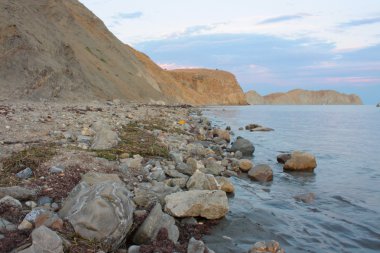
top-left (246, 89), bottom-right (362, 105)
top-left (0, 0), bottom-right (247, 106)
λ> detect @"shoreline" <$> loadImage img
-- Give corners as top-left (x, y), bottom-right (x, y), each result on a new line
top-left (0, 101), bottom-right (283, 253)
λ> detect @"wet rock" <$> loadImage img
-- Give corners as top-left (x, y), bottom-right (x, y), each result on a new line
top-left (133, 203), bottom-right (179, 244)
top-left (277, 153), bottom-right (291, 164)
top-left (0, 186), bottom-right (38, 200)
top-left (294, 192), bottom-right (315, 203)
top-left (230, 137), bottom-right (255, 156)
top-left (0, 195), bottom-right (22, 209)
top-left (165, 190), bottom-right (229, 219)
top-left (245, 124), bottom-right (274, 132)
top-left (91, 121), bottom-right (119, 150)
top-left (16, 167), bottom-right (33, 179)
top-left (238, 159), bottom-right (253, 172)
top-left (248, 164), bottom-right (273, 182)
top-left (0, 218), bottom-right (17, 232)
top-left (284, 151), bottom-right (317, 171)
top-left (19, 226), bottom-right (64, 253)
top-left (248, 240), bottom-right (285, 253)
top-left (59, 175), bottom-right (134, 250)
top-left (186, 170), bottom-right (218, 191)
top-left (133, 181), bottom-right (180, 208)
top-left (216, 177), bottom-right (235, 193)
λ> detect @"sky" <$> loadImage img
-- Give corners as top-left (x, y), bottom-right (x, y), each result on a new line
top-left (80, 0), bottom-right (380, 104)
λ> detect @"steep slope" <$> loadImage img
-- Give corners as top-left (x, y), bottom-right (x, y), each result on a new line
top-left (168, 69), bottom-right (248, 105)
top-left (246, 89), bottom-right (362, 105)
top-left (0, 0), bottom-right (183, 103)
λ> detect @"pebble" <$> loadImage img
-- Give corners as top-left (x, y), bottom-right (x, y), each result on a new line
top-left (16, 167), bottom-right (33, 179)
top-left (18, 220), bottom-right (33, 230)
top-left (37, 196), bottom-right (53, 206)
top-left (25, 201), bottom-right (38, 209)
top-left (50, 165), bottom-right (65, 174)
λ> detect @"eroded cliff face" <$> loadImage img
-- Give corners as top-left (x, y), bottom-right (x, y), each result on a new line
top-left (0, 0), bottom-right (246, 105)
top-left (245, 89), bottom-right (362, 105)
top-left (168, 69), bottom-right (248, 105)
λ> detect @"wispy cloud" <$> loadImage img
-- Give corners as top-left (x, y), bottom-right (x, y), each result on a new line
top-left (257, 14), bottom-right (309, 25)
top-left (340, 17), bottom-right (380, 27)
top-left (112, 11), bottom-right (143, 20)
top-left (158, 63), bottom-right (201, 70)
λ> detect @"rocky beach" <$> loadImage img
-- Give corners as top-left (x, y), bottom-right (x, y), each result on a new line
top-left (0, 101), bottom-right (295, 253)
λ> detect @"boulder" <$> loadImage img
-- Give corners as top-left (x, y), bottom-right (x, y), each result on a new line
top-left (277, 153), bottom-right (291, 164)
top-left (248, 240), bottom-right (285, 253)
top-left (238, 159), bottom-right (253, 172)
top-left (186, 158), bottom-right (203, 175)
top-left (91, 121), bottom-right (119, 150)
top-left (133, 203), bottom-right (179, 244)
top-left (248, 164), bottom-right (273, 182)
top-left (59, 174), bottom-right (134, 250)
top-left (229, 137), bottom-right (255, 156)
top-left (169, 151), bottom-right (183, 164)
top-left (216, 177), bottom-right (235, 193)
top-left (19, 226), bottom-right (64, 253)
top-left (164, 190), bottom-right (229, 219)
top-left (186, 170), bottom-right (218, 190)
top-left (284, 152), bottom-right (317, 171)
top-left (165, 178), bottom-right (188, 188)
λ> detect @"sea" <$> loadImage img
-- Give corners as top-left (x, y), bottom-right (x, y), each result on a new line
top-left (201, 105), bottom-right (380, 253)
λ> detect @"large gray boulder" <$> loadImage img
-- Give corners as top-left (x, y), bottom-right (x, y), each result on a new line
top-left (284, 151), bottom-right (317, 172)
top-left (229, 137), bottom-right (255, 156)
top-left (133, 203), bottom-right (179, 244)
top-left (164, 190), bottom-right (228, 219)
top-left (59, 173), bottom-right (134, 250)
top-left (19, 226), bottom-right (64, 253)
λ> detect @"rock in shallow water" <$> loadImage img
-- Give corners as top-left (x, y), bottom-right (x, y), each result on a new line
top-left (248, 240), bottom-right (285, 253)
top-left (294, 192), bottom-right (315, 203)
top-left (229, 137), bottom-right (255, 156)
top-left (164, 190), bottom-right (229, 219)
top-left (276, 153), bottom-right (291, 164)
top-left (248, 164), bottom-right (273, 182)
top-left (238, 159), bottom-right (253, 172)
top-left (283, 151), bottom-right (317, 172)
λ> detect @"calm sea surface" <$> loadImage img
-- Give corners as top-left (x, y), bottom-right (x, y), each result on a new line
top-left (202, 106), bottom-right (380, 253)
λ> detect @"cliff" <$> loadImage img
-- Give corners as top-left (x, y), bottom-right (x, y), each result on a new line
top-left (0, 0), bottom-right (246, 105)
top-left (168, 69), bottom-right (248, 105)
top-left (245, 89), bottom-right (362, 105)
